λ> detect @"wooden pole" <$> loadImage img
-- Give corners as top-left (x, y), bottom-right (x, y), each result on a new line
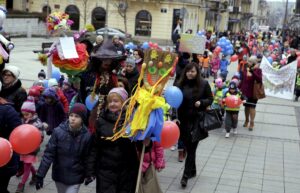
top-left (135, 144), bottom-right (145, 193)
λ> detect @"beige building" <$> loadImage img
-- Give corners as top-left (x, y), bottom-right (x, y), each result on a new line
top-left (2, 0), bottom-right (212, 41)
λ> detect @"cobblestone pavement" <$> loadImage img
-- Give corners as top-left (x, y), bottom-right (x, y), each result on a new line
top-left (7, 38), bottom-right (300, 193)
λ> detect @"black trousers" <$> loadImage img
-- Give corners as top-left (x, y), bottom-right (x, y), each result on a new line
top-left (182, 139), bottom-right (199, 178)
top-left (0, 175), bottom-right (11, 193)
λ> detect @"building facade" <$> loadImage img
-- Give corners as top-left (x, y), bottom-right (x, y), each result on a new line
top-left (2, 0), bottom-right (211, 40)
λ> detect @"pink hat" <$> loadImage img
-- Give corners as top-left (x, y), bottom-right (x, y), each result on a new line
top-left (108, 87), bottom-right (128, 101)
top-left (21, 96), bottom-right (36, 113)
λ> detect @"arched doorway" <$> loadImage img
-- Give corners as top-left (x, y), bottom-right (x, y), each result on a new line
top-left (42, 5), bottom-right (51, 15)
top-left (65, 5), bottom-right (80, 30)
top-left (91, 7), bottom-right (106, 30)
top-left (135, 10), bottom-right (152, 37)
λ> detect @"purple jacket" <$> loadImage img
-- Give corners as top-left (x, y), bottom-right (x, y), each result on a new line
top-left (63, 88), bottom-right (77, 104)
top-left (240, 67), bottom-right (262, 98)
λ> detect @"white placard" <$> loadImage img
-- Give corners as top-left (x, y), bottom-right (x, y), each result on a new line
top-left (59, 37), bottom-right (78, 59)
top-left (260, 56), bottom-right (297, 100)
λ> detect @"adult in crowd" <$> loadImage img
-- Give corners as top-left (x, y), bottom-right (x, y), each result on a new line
top-left (175, 62), bottom-right (213, 188)
top-left (0, 81), bottom-right (23, 193)
top-left (133, 49), bottom-right (144, 73)
top-left (240, 56), bottom-right (262, 131)
top-left (0, 65), bottom-right (27, 113)
top-left (122, 56), bottom-right (139, 93)
top-left (287, 49), bottom-right (297, 64)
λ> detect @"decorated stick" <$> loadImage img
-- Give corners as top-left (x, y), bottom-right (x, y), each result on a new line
top-left (135, 144), bottom-right (145, 193)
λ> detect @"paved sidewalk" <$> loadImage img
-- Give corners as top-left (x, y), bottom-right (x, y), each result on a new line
top-left (6, 38), bottom-right (300, 193)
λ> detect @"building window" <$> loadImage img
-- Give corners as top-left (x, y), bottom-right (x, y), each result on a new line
top-left (135, 10), bottom-right (152, 37)
top-left (65, 5), bottom-right (80, 30)
top-left (91, 7), bottom-right (106, 30)
top-left (42, 5), bottom-right (51, 15)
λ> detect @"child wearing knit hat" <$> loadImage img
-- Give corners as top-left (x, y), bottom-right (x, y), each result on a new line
top-left (35, 103), bottom-right (92, 193)
top-left (16, 96), bottom-right (45, 193)
top-left (86, 87), bottom-right (145, 191)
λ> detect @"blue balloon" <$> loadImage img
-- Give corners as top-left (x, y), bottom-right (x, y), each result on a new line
top-left (219, 41), bottom-right (226, 48)
top-left (141, 42), bottom-right (149, 49)
top-left (225, 39), bottom-right (231, 45)
top-left (85, 95), bottom-right (99, 111)
top-left (43, 79), bottom-right (48, 88)
top-left (164, 86), bottom-right (183, 108)
top-left (267, 56), bottom-right (273, 63)
top-left (51, 67), bottom-right (61, 82)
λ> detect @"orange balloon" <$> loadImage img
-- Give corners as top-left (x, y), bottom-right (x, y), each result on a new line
top-left (0, 137), bottom-right (13, 167)
top-left (225, 95), bottom-right (242, 108)
top-left (231, 54), bottom-right (238, 62)
top-left (9, 124), bottom-right (42, 154)
top-left (160, 121), bottom-right (180, 149)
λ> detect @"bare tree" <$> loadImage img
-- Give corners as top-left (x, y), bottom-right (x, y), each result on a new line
top-left (82, 0), bottom-right (89, 26)
top-left (113, 0), bottom-right (129, 33)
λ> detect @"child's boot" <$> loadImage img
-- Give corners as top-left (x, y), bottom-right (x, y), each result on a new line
top-left (15, 183), bottom-right (25, 193)
top-left (178, 150), bottom-right (185, 162)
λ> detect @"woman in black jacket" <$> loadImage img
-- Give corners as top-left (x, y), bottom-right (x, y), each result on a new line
top-left (0, 93), bottom-right (22, 193)
top-left (35, 103), bottom-right (92, 193)
top-left (176, 62), bottom-right (213, 188)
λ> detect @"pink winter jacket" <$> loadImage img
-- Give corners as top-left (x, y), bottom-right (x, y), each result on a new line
top-left (210, 57), bottom-right (220, 73)
top-left (142, 142), bottom-right (165, 173)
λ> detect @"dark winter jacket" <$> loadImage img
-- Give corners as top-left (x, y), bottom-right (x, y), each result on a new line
top-left (0, 102), bottom-right (22, 177)
top-left (39, 99), bottom-right (66, 135)
top-left (176, 79), bottom-right (213, 142)
top-left (86, 110), bottom-right (139, 193)
top-left (125, 68), bottom-right (139, 93)
top-left (0, 79), bottom-right (27, 113)
top-left (37, 121), bottom-right (92, 185)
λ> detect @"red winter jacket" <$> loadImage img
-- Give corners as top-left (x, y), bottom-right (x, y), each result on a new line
top-left (56, 88), bottom-right (69, 113)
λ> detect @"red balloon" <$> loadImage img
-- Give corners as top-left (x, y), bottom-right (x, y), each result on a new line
top-left (268, 45), bottom-right (273, 51)
top-left (231, 54), bottom-right (238, 62)
top-left (9, 124), bottom-right (42, 154)
top-left (296, 51), bottom-right (300, 56)
top-left (215, 46), bottom-right (222, 53)
top-left (160, 121), bottom-right (180, 149)
top-left (225, 95), bottom-right (242, 108)
top-left (0, 137), bottom-right (13, 167)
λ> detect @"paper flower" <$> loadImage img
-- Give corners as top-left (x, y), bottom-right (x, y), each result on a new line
top-left (52, 43), bottom-right (89, 75)
top-left (46, 12), bottom-right (73, 35)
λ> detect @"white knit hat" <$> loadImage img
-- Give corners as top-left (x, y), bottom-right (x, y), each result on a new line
top-left (48, 78), bottom-right (58, 87)
top-left (21, 96), bottom-right (36, 113)
top-left (3, 65), bottom-right (20, 79)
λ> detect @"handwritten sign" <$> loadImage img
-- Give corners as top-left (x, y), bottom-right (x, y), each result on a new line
top-left (260, 56), bottom-right (297, 100)
top-left (179, 34), bottom-right (206, 54)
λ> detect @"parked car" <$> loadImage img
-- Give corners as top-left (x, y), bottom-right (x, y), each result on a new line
top-left (95, 27), bottom-right (132, 40)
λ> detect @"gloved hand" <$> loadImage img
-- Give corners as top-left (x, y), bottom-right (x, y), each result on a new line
top-left (35, 176), bottom-right (44, 190)
top-left (84, 176), bottom-right (95, 186)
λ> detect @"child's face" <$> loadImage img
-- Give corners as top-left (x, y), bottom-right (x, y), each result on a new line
top-left (45, 97), bottom-right (54, 104)
top-left (62, 84), bottom-right (70, 90)
top-left (22, 111), bottom-right (34, 120)
top-left (118, 81), bottom-right (125, 88)
top-left (229, 88), bottom-right (235, 93)
top-left (107, 94), bottom-right (123, 113)
top-left (69, 113), bottom-right (83, 129)
top-left (125, 64), bottom-right (134, 73)
top-left (186, 67), bottom-right (197, 80)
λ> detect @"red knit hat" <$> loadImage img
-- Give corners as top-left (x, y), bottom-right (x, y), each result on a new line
top-left (70, 103), bottom-right (87, 122)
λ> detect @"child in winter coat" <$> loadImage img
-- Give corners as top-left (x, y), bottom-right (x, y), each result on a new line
top-left (35, 103), bottom-right (92, 193)
top-left (48, 78), bottom-right (69, 113)
top-left (39, 88), bottom-right (66, 135)
top-left (16, 97), bottom-right (44, 193)
top-left (62, 79), bottom-right (77, 104)
top-left (220, 54), bottom-right (230, 81)
top-left (212, 78), bottom-right (225, 118)
top-left (142, 141), bottom-right (165, 173)
top-left (210, 53), bottom-right (220, 79)
top-left (86, 87), bottom-right (149, 193)
top-left (223, 82), bottom-right (246, 138)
